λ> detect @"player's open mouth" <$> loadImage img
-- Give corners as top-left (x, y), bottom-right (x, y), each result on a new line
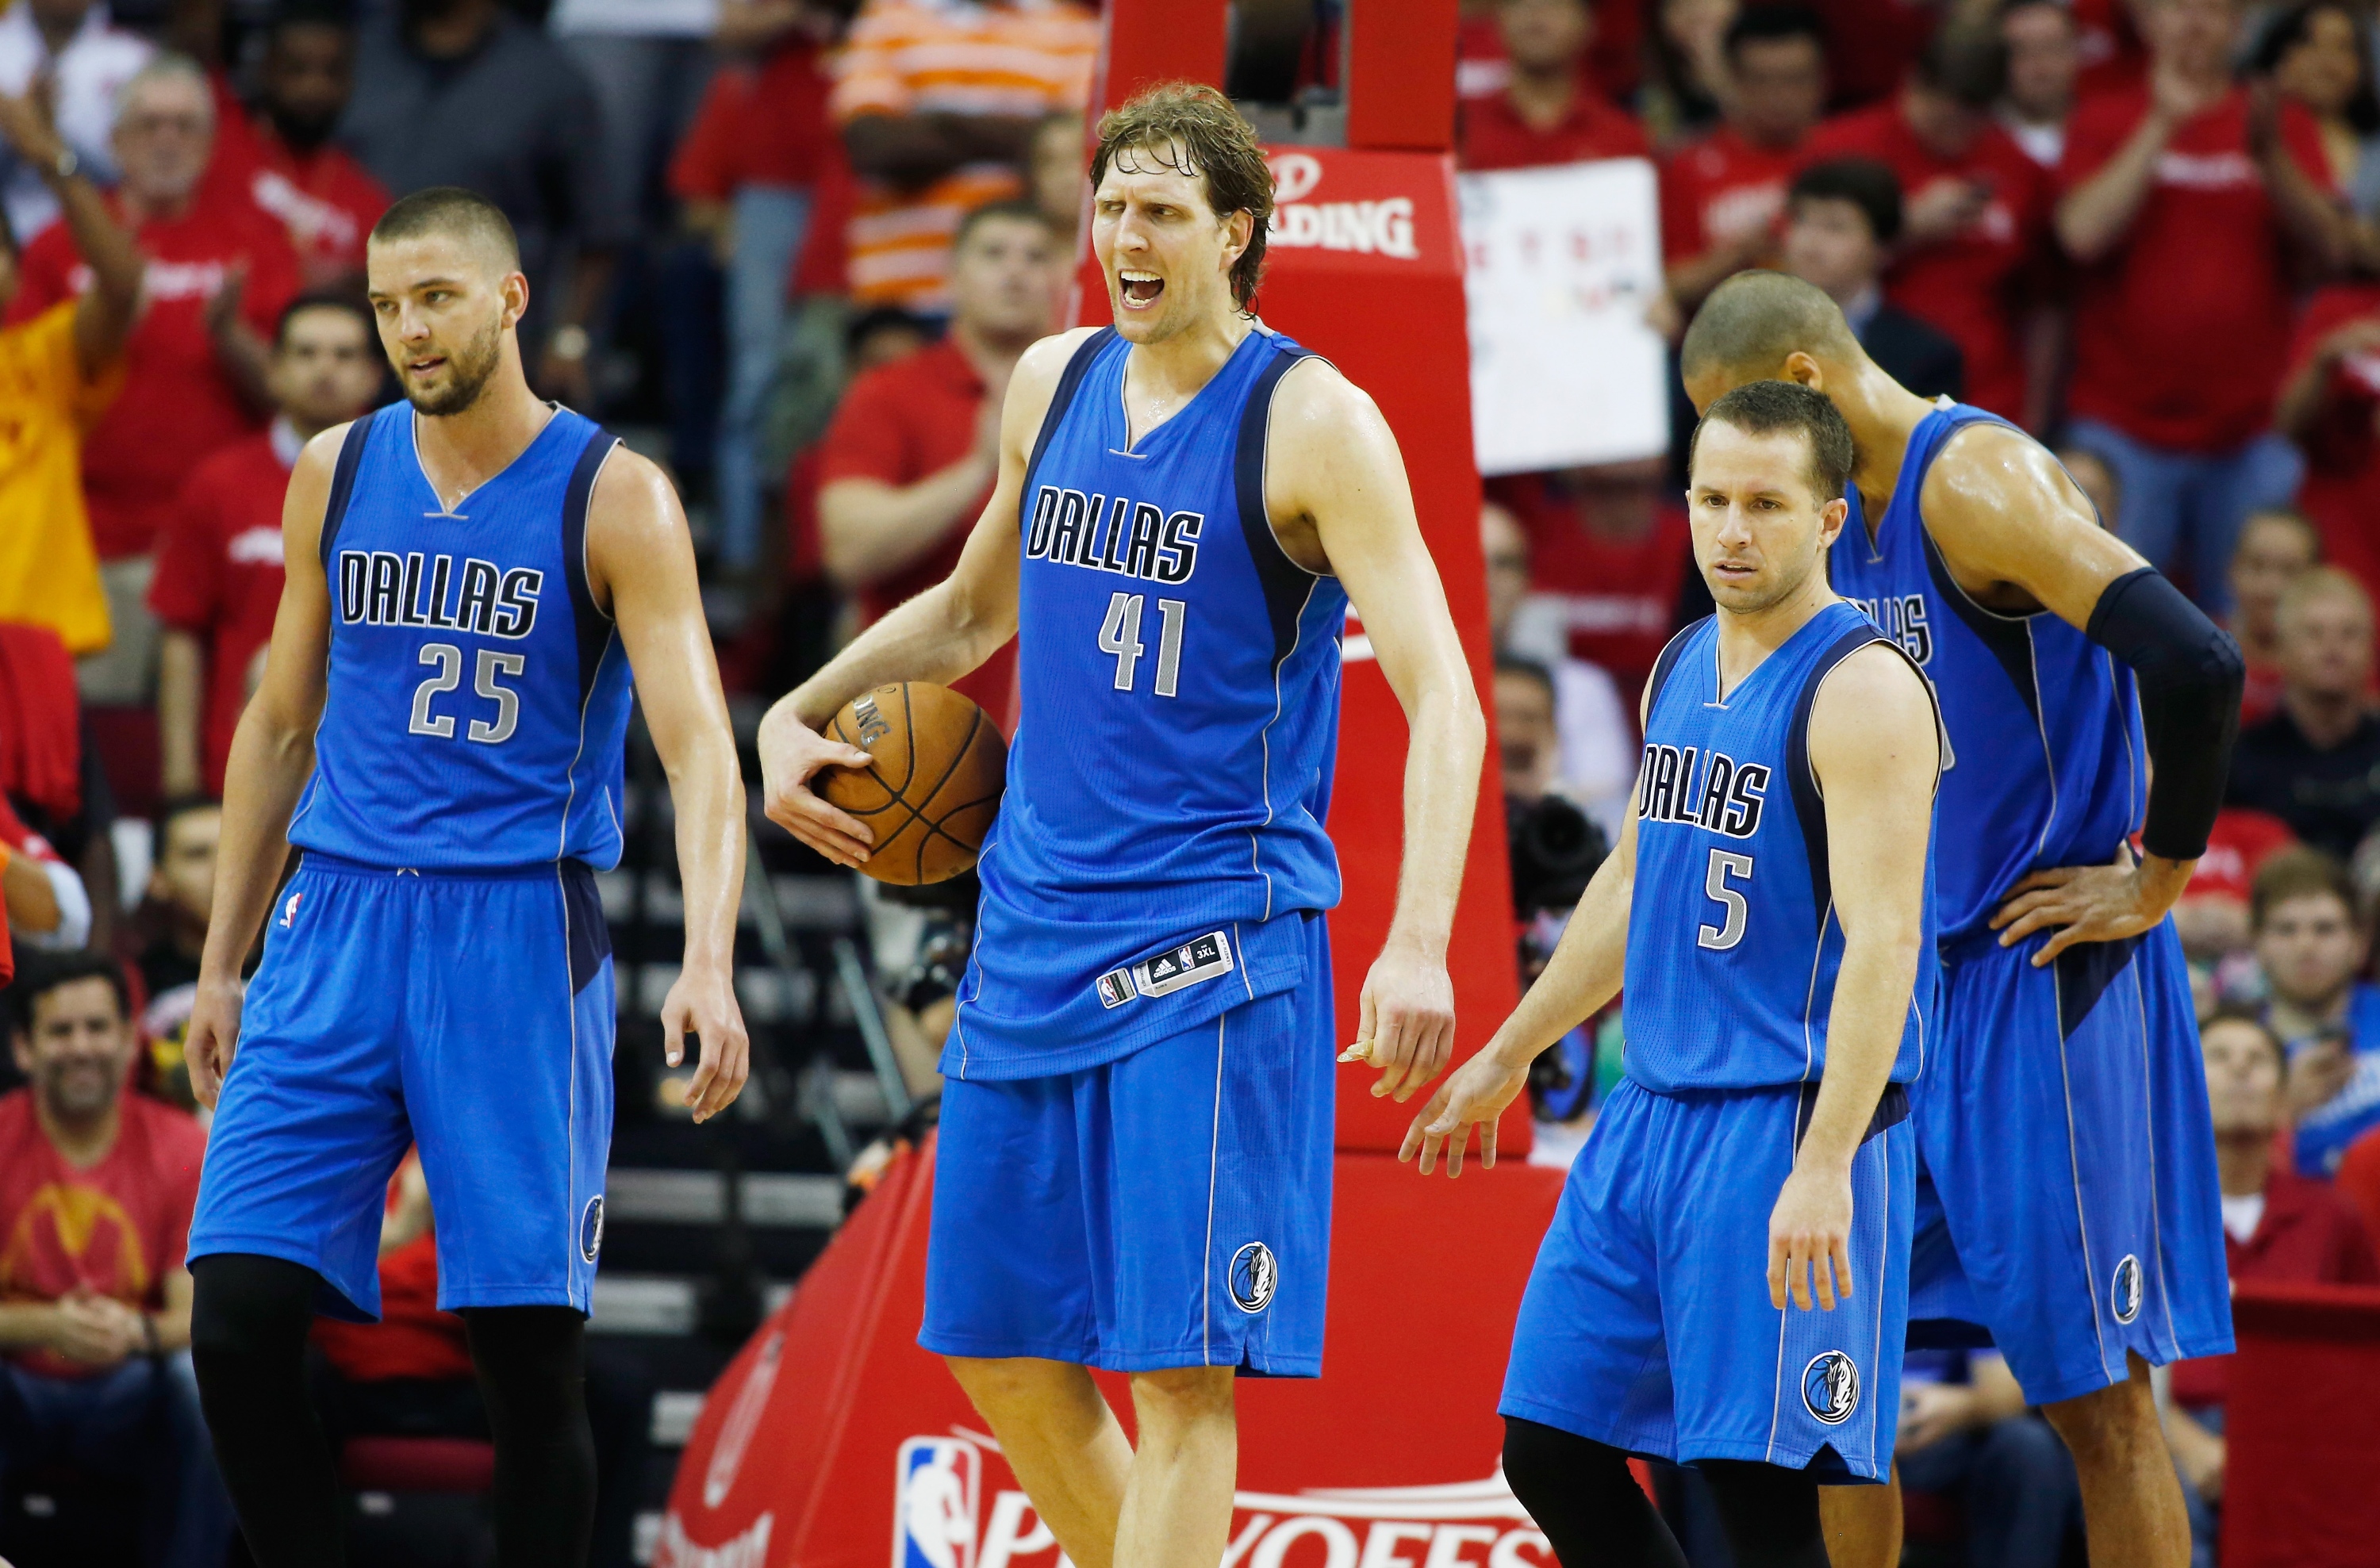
top-left (408, 356), bottom-right (446, 375)
top-left (1119, 270), bottom-right (1164, 308)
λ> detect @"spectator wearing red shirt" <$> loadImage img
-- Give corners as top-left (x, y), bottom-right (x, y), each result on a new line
top-left (1484, 459), bottom-right (1691, 703)
top-left (2056, 0), bottom-right (2350, 615)
top-left (152, 293), bottom-right (382, 799)
top-left (0, 953), bottom-right (230, 1567)
top-left (2166, 1006), bottom-right (2380, 1545)
top-left (670, 0), bottom-right (840, 576)
top-left (1803, 22), bottom-right (2056, 427)
top-left (1459, 0), bottom-right (1650, 171)
top-left (7, 56), bottom-right (297, 715)
top-left (1999, 0), bottom-right (2082, 167)
top-left (205, 10), bottom-right (389, 289)
top-left (1661, 6), bottom-right (1829, 314)
top-left (817, 201), bottom-right (1064, 723)
top-left (2276, 280), bottom-right (2380, 599)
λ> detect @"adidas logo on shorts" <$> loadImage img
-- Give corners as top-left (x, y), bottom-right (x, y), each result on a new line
top-left (1093, 930), bottom-right (1234, 1009)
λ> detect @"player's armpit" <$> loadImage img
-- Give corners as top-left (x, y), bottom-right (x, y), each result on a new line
top-left (1917, 424), bottom-right (2151, 630)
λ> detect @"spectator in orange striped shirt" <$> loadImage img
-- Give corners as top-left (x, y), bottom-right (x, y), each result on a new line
top-left (829, 0), bottom-right (1097, 313)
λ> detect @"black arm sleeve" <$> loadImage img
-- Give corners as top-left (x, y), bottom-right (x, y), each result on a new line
top-left (2083, 567), bottom-right (2245, 863)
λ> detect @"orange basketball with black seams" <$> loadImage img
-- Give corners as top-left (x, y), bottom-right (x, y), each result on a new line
top-left (819, 682), bottom-right (1008, 886)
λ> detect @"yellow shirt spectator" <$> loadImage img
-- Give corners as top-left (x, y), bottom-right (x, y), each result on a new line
top-left (0, 299), bottom-right (120, 655)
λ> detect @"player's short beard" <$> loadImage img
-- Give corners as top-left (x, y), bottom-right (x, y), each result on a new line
top-left (405, 312), bottom-right (504, 417)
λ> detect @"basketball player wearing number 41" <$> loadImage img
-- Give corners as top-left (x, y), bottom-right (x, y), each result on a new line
top-left (1687, 271), bottom-right (2244, 1568)
top-left (760, 83), bottom-right (1484, 1568)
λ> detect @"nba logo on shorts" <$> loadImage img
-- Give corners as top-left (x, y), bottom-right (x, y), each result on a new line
top-left (278, 891), bottom-right (302, 929)
top-left (2111, 1255), bottom-right (2144, 1325)
top-left (1801, 1351), bottom-right (1860, 1426)
top-left (892, 1436), bottom-right (980, 1568)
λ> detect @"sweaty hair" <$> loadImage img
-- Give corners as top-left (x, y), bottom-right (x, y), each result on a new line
top-left (2251, 844), bottom-right (2361, 932)
top-left (954, 197), bottom-right (1057, 253)
top-left (1680, 270), bottom-right (1862, 383)
top-left (1790, 158), bottom-right (1904, 246)
top-left (370, 186), bottom-right (522, 273)
top-left (1090, 82), bottom-right (1274, 312)
top-left (276, 287), bottom-right (375, 349)
top-left (1912, 19), bottom-right (2008, 109)
top-left (1726, 4), bottom-right (1827, 59)
top-left (1689, 380), bottom-right (1857, 501)
top-left (6, 950), bottom-right (131, 1039)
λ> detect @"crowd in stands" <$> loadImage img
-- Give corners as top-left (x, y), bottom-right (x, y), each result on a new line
top-left (6, 0), bottom-right (2380, 1558)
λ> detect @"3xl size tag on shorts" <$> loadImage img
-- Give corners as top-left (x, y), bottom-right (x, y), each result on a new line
top-left (1095, 930), bottom-right (1234, 1009)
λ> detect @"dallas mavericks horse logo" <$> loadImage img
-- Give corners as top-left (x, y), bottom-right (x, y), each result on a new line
top-left (1230, 1242), bottom-right (1277, 1313)
top-left (1802, 1351), bottom-right (1860, 1426)
top-left (2111, 1255), bottom-right (2144, 1325)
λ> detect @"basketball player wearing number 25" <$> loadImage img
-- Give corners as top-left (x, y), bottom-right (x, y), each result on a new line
top-left (1410, 382), bottom-right (1942, 1568)
top-left (760, 82), bottom-right (1485, 1568)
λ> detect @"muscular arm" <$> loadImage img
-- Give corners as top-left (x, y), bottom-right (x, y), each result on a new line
top-left (757, 330), bottom-right (1083, 863)
top-left (1923, 427), bottom-right (2240, 952)
top-left (1271, 361), bottom-right (1485, 1099)
top-left (1771, 645), bottom-right (1937, 1311)
top-left (588, 449), bottom-right (750, 1123)
top-left (158, 630), bottom-right (205, 797)
top-left (183, 432), bottom-right (339, 1107)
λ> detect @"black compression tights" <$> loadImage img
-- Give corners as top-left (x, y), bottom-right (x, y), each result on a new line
top-left (190, 1252), bottom-right (597, 1568)
top-left (1502, 1417), bottom-right (1829, 1568)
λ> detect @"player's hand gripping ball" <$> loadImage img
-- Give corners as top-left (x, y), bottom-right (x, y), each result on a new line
top-left (819, 683), bottom-right (1008, 885)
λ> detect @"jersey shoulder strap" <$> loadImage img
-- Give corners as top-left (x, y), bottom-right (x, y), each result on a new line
top-left (1641, 616), bottom-right (1710, 720)
top-left (316, 407), bottom-right (382, 566)
top-left (1234, 335), bottom-right (1329, 672)
top-left (1019, 326), bottom-right (1118, 493)
top-left (559, 420), bottom-right (624, 700)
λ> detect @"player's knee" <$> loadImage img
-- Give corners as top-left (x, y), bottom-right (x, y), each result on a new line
top-left (1128, 1364), bottom-right (1235, 1434)
top-left (2042, 1370), bottom-right (2159, 1465)
top-left (188, 1252), bottom-right (322, 1371)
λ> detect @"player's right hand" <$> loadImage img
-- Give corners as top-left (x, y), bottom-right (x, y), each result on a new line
top-left (1768, 1159), bottom-right (1855, 1312)
top-left (1399, 1048), bottom-right (1530, 1178)
top-left (184, 977), bottom-right (244, 1111)
top-left (756, 699), bottom-right (877, 868)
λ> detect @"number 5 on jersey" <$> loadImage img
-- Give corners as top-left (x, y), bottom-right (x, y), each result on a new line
top-left (410, 643), bottom-right (527, 743)
top-left (1699, 848), bottom-right (1752, 950)
top-left (1098, 592), bottom-right (1187, 696)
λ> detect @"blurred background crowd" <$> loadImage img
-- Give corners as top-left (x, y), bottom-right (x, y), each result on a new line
top-left (5, 0), bottom-right (2380, 1561)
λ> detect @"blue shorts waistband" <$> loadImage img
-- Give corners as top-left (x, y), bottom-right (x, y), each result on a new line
top-left (296, 850), bottom-right (593, 883)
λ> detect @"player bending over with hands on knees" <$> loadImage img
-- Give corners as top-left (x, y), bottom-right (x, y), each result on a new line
top-left (1411, 381), bottom-right (1942, 1568)
top-left (758, 83), bottom-right (1484, 1568)
top-left (1683, 270), bottom-right (2244, 1568)
top-left (177, 186), bottom-right (749, 1568)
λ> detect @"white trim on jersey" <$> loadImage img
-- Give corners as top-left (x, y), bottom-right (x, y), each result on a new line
top-left (2051, 960), bottom-right (2114, 1384)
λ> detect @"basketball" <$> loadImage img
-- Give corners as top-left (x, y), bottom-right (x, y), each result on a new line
top-left (818, 682), bottom-right (1008, 886)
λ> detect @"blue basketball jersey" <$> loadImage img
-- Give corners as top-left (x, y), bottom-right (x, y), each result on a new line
top-left (948, 326), bottom-right (1349, 1080)
top-left (1830, 403), bottom-right (2144, 944)
top-left (288, 404), bottom-right (635, 871)
top-left (1623, 600), bottom-right (1936, 1091)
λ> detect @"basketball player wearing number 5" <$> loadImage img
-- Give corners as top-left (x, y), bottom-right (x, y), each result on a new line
top-left (760, 84), bottom-right (1484, 1568)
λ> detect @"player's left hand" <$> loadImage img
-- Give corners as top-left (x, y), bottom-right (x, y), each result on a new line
top-left (1768, 1159), bottom-right (1855, 1312)
top-left (1989, 844), bottom-right (2190, 966)
top-left (1399, 1045), bottom-right (1530, 1177)
top-left (663, 964), bottom-right (749, 1124)
top-left (1339, 943), bottom-right (1455, 1101)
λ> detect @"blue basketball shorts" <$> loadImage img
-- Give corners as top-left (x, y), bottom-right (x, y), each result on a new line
top-left (1907, 921), bottom-right (2232, 1405)
top-left (1500, 1078), bottom-right (1915, 1481)
top-left (919, 914), bottom-right (1334, 1376)
top-left (189, 853), bottom-right (616, 1321)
